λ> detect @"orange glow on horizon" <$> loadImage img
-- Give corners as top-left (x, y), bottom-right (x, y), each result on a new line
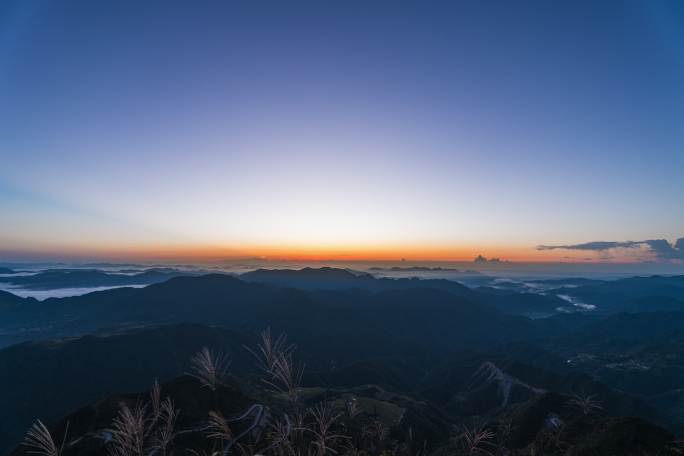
top-left (0, 241), bottom-right (646, 264)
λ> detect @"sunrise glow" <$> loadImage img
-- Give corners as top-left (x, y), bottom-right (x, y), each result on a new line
top-left (0, 1), bottom-right (682, 266)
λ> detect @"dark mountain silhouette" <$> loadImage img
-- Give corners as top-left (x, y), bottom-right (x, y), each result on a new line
top-left (0, 268), bottom-right (201, 290)
top-left (367, 266), bottom-right (482, 274)
top-left (551, 311), bottom-right (684, 352)
top-left (475, 287), bottom-right (568, 316)
top-left (241, 267), bottom-right (564, 316)
top-left (0, 290), bottom-right (35, 311)
top-left (2, 323), bottom-right (675, 456)
top-left (0, 324), bottom-right (254, 454)
top-left (551, 275), bottom-right (684, 313)
top-left (498, 393), bottom-right (674, 454)
top-left (530, 277), bottom-right (604, 287)
top-left (4, 269), bottom-right (684, 455)
top-left (9, 376), bottom-right (259, 456)
top-left (0, 273), bottom-right (551, 349)
top-left (241, 267), bottom-right (376, 289)
top-left (420, 352), bottom-right (660, 425)
top-left (10, 372), bottom-right (455, 456)
top-left (242, 267), bottom-right (484, 295)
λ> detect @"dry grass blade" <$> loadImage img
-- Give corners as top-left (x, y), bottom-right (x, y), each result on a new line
top-left (244, 327), bottom-right (296, 375)
top-left (108, 403), bottom-right (149, 456)
top-left (245, 328), bottom-right (304, 404)
top-left (23, 421), bottom-right (59, 456)
top-left (188, 347), bottom-right (231, 391)
top-left (262, 351), bottom-right (305, 403)
top-left (150, 379), bottom-right (161, 416)
top-left (309, 402), bottom-right (342, 436)
top-left (459, 423), bottom-right (495, 456)
top-left (207, 411), bottom-right (233, 441)
top-left (154, 397), bottom-right (179, 454)
top-left (266, 414), bottom-right (294, 451)
top-left (567, 393), bottom-right (603, 415)
top-left (305, 402), bottom-right (347, 456)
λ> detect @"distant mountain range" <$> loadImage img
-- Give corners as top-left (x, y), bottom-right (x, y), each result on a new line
top-left (3, 268), bottom-right (684, 454)
top-left (0, 272), bottom-right (546, 350)
top-left (0, 268), bottom-right (205, 290)
top-left (2, 268), bottom-right (684, 348)
top-left (550, 275), bottom-right (684, 313)
top-left (368, 266), bottom-right (482, 273)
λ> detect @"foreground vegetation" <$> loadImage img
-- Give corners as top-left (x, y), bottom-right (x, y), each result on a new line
top-left (17, 328), bottom-right (682, 456)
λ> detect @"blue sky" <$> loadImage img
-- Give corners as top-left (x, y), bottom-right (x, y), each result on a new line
top-left (0, 0), bottom-right (683, 262)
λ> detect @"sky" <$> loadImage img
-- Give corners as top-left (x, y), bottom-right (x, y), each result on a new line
top-left (0, 0), bottom-right (683, 263)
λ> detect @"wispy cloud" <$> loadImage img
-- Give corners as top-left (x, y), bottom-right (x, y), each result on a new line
top-left (537, 237), bottom-right (684, 261)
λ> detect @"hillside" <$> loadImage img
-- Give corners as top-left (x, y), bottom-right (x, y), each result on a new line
top-left (6, 328), bottom-right (680, 456)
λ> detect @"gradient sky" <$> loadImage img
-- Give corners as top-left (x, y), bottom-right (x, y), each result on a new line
top-left (1, 0), bottom-right (683, 262)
